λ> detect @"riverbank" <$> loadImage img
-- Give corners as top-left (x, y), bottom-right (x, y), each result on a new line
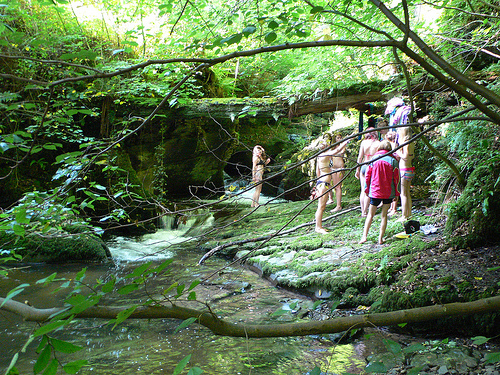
top-left (198, 195), bottom-right (500, 373)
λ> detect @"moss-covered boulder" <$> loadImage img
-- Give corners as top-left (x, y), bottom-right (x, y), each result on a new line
top-left (0, 231), bottom-right (112, 263)
top-left (446, 157), bottom-right (500, 246)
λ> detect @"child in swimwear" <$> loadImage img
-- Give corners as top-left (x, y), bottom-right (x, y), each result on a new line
top-left (396, 126), bottom-right (415, 221)
top-left (359, 141), bottom-right (400, 244)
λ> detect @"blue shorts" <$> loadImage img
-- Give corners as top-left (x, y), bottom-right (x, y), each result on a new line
top-left (360, 165), bottom-right (368, 190)
top-left (370, 198), bottom-right (393, 206)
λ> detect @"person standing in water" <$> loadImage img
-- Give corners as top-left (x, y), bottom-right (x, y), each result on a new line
top-left (359, 140), bottom-right (400, 244)
top-left (396, 126), bottom-right (415, 221)
top-left (355, 127), bottom-right (380, 217)
top-left (314, 137), bottom-right (350, 234)
top-left (251, 145), bottom-right (270, 207)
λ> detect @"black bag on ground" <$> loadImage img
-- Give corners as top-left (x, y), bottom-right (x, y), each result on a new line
top-left (404, 220), bottom-right (420, 234)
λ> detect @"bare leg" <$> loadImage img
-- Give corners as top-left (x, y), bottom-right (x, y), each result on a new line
top-left (332, 172), bottom-right (343, 212)
top-left (359, 172), bottom-right (368, 216)
top-left (362, 194), bottom-right (370, 216)
top-left (315, 185), bottom-right (329, 234)
top-left (378, 204), bottom-right (391, 244)
top-left (326, 190), bottom-right (334, 205)
top-left (359, 204), bottom-right (377, 243)
top-left (400, 178), bottom-right (412, 219)
top-left (388, 197), bottom-right (398, 216)
top-left (252, 182), bottom-right (263, 207)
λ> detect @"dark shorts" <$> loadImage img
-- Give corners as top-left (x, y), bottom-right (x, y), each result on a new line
top-left (370, 198), bottom-right (393, 206)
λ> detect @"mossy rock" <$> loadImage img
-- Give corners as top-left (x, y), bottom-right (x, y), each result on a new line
top-left (0, 231), bottom-right (112, 263)
top-left (446, 158), bottom-right (500, 246)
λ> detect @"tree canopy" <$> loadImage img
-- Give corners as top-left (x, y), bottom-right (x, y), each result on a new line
top-left (1, 0), bottom-right (500, 373)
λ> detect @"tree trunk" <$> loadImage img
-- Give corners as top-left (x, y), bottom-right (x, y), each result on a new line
top-left (2, 295), bottom-right (500, 338)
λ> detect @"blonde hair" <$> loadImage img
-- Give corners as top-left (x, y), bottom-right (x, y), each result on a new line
top-left (378, 140), bottom-right (392, 152)
top-left (253, 145), bottom-right (264, 155)
top-left (365, 127), bottom-right (377, 140)
top-left (385, 131), bottom-right (397, 142)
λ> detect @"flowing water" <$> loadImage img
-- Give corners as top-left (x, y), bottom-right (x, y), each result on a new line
top-left (0, 213), bottom-right (367, 375)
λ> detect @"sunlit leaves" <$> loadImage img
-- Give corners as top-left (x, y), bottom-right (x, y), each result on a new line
top-left (33, 320), bottom-right (72, 338)
top-left (111, 305), bottom-right (138, 329)
top-left (125, 261), bottom-right (153, 279)
top-left (188, 279), bottom-right (201, 291)
top-left (34, 346), bottom-right (52, 373)
top-left (117, 283), bottom-right (140, 295)
top-left (63, 360), bottom-right (88, 374)
top-left (174, 317), bottom-right (198, 334)
top-left (50, 338), bottom-right (83, 354)
top-left (172, 354), bottom-right (192, 375)
top-left (264, 31), bottom-right (277, 43)
top-left (59, 50), bottom-right (98, 61)
top-left (100, 276), bottom-right (116, 293)
top-left (485, 352), bottom-right (500, 364)
top-left (1, 283), bottom-right (30, 307)
top-left (32, 335), bottom-right (86, 375)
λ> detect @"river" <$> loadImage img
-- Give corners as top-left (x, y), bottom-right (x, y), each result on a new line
top-left (0, 212), bottom-right (368, 375)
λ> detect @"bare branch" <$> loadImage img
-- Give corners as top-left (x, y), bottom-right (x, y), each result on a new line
top-left (2, 295), bottom-right (500, 338)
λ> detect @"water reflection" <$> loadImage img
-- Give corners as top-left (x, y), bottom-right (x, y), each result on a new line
top-left (0, 223), bottom-right (365, 374)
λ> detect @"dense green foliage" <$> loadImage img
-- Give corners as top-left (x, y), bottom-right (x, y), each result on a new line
top-left (1, 0), bottom-right (500, 373)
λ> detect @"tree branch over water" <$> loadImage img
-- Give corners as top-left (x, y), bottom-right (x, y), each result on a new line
top-left (2, 295), bottom-right (500, 338)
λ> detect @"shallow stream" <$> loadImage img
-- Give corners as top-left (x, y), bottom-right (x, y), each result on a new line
top-left (0, 214), bottom-right (368, 374)
top-left (2, 206), bottom-right (495, 374)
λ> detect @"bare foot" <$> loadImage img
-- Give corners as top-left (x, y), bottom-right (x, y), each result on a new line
top-left (359, 237), bottom-right (367, 244)
top-left (331, 206), bottom-right (342, 212)
top-left (315, 227), bottom-right (329, 234)
top-left (378, 239), bottom-right (385, 244)
top-left (326, 200), bottom-right (334, 205)
top-left (388, 210), bottom-right (396, 216)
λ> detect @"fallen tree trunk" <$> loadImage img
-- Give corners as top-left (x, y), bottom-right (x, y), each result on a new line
top-left (2, 295), bottom-right (500, 338)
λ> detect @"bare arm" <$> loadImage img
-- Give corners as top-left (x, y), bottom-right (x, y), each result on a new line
top-left (355, 142), bottom-right (366, 179)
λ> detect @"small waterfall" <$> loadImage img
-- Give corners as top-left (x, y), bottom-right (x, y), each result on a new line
top-left (107, 212), bottom-right (214, 262)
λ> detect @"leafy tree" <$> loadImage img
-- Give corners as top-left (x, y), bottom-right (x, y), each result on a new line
top-left (1, 0), bottom-right (500, 373)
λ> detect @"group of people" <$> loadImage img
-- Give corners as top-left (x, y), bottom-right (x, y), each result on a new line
top-left (313, 119), bottom-right (415, 245)
top-left (250, 100), bottom-right (415, 245)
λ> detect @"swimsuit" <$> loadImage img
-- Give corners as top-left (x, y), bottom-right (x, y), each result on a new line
top-left (257, 159), bottom-right (266, 166)
top-left (316, 180), bottom-right (330, 187)
top-left (400, 167), bottom-right (415, 181)
top-left (370, 197), bottom-right (393, 206)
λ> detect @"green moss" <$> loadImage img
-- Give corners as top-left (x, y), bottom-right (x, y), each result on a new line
top-left (288, 236), bottom-right (323, 251)
top-left (446, 158), bottom-right (500, 245)
top-left (0, 231), bottom-right (110, 263)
